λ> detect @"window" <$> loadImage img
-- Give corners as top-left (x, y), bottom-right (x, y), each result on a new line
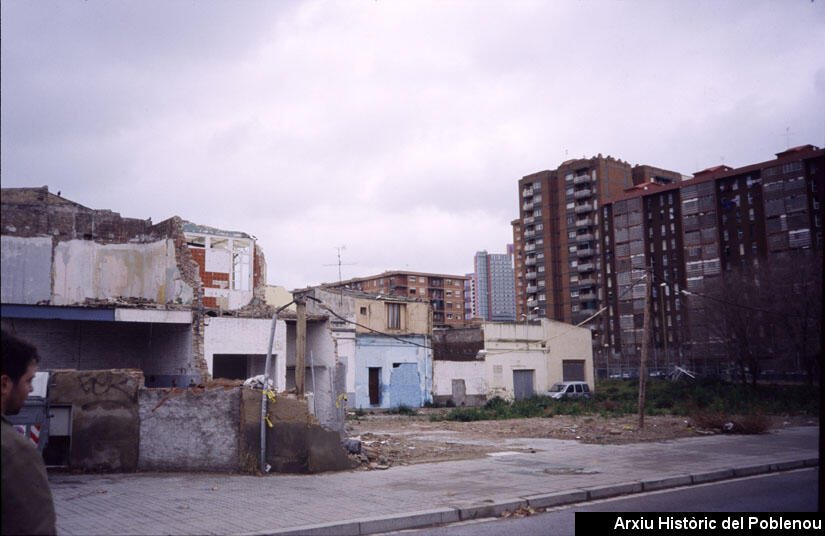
top-left (387, 303), bottom-right (405, 329)
top-left (409, 276), bottom-right (416, 283)
top-left (231, 239), bottom-right (252, 291)
top-left (360, 307), bottom-right (367, 315)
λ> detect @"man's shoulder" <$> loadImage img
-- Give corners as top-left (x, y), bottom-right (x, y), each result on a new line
top-left (1, 417), bottom-right (38, 456)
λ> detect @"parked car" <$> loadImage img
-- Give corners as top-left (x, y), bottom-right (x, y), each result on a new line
top-left (546, 381), bottom-right (592, 400)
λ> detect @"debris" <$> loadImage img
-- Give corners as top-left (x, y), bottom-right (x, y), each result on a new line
top-left (501, 505), bottom-right (538, 518)
top-left (723, 422), bottom-right (734, 432)
top-left (343, 439), bottom-right (362, 454)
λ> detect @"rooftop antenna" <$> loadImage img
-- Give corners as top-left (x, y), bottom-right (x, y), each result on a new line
top-left (323, 246), bottom-right (357, 305)
top-left (784, 126), bottom-right (792, 149)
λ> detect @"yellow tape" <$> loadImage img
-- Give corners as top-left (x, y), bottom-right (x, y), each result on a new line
top-left (335, 393), bottom-right (348, 408)
top-left (264, 390), bottom-right (277, 403)
top-left (265, 414), bottom-right (273, 428)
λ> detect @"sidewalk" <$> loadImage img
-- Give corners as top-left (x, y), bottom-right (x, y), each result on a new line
top-left (50, 426), bottom-right (818, 536)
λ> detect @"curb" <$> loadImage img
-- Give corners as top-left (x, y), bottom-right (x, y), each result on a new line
top-left (258, 458), bottom-right (818, 536)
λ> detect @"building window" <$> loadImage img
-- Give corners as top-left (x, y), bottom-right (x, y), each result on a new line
top-left (387, 303), bottom-right (405, 329)
top-left (232, 239), bottom-right (252, 291)
top-left (409, 276), bottom-right (416, 283)
top-left (360, 307), bottom-right (367, 315)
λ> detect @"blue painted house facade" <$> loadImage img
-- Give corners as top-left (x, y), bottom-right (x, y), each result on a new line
top-left (354, 334), bottom-right (432, 409)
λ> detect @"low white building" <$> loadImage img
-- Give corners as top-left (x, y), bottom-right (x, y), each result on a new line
top-left (432, 318), bottom-right (593, 404)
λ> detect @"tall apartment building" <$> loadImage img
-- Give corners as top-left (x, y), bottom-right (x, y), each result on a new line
top-left (599, 144), bottom-right (824, 376)
top-left (472, 250), bottom-right (517, 322)
top-left (322, 271), bottom-right (470, 327)
top-left (513, 155), bottom-right (683, 340)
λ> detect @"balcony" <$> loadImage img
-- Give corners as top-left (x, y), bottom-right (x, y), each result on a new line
top-left (577, 262), bottom-right (595, 273)
top-left (526, 298), bottom-right (538, 308)
top-left (523, 216), bottom-right (535, 225)
top-left (579, 291), bottom-right (597, 301)
top-left (523, 188), bottom-right (534, 198)
top-left (576, 217), bottom-right (593, 227)
top-left (574, 189), bottom-right (592, 199)
top-left (580, 306), bottom-right (598, 317)
top-left (524, 229), bottom-right (535, 238)
top-left (578, 277), bottom-right (597, 287)
top-left (522, 201), bottom-right (534, 211)
top-left (525, 243), bottom-right (536, 252)
top-left (574, 203), bottom-right (593, 214)
top-left (576, 233), bottom-right (594, 243)
top-left (573, 174), bottom-right (591, 185)
top-left (577, 248), bottom-right (594, 258)
top-left (525, 256), bottom-right (537, 266)
top-left (525, 271), bottom-right (537, 280)
top-left (526, 285), bottom-right (538, 294)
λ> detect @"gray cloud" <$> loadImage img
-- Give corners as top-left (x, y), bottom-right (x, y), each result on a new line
top-left (2, 0), bottom-right (824, 289)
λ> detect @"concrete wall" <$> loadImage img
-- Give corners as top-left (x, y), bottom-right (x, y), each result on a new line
top-left (2, 318), bottom-right (195, 383)
top-left (52, 239), bottom-right (193, 306)
top-left (263, 393), bottom-right (354, 474)
top-left (49, 369), bottom-right (143, 472)
top-left (432, 360), bottom-right (487, 404)
top-left (203, 317), bottom-right (286, 387)
top-left (353, 334), bottom-right (432, 409)
top-left (264, 285), bottom-right (295, 311)
top-left (542, 318), bottom-right (595, 388)
top-left (354, 297), bottom-right (430, 335)
top-left (138, 387), bottom-right (241, 472)
top-left (1, 235), bottom-right (53, 304)
top-left (481, 319), bottom-right (594, 399)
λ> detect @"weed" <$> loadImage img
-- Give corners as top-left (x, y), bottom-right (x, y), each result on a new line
top-left (354, 407), bottom-right (366, 417)
top-left (386, 404), bottom-right (417, 416)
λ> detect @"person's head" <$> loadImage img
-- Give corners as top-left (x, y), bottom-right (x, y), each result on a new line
top-left (1, 330), bottom-right (40, 416)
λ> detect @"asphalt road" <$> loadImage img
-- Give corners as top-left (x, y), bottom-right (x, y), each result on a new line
top-left (388, 468), bottom-right (818, 536)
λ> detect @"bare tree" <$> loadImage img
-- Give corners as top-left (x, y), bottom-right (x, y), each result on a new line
top-left (695, 251), bottom-right (822, 385)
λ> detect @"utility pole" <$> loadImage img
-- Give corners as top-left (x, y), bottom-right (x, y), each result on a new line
top-left (296, 298), bottom-right (306, 397)
top-left (638, 268), bottom-right (652, 429)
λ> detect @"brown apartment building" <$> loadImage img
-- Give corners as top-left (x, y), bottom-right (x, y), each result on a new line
top-left (513, 154), bottom-right (684, 348)
top-left (598, 144), bottom-right (824, 377)
top-left (322, 271), bottom-right (470, 327)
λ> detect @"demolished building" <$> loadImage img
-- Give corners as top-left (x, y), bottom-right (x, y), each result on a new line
top-left (1, 187), bottom-right (354, 473)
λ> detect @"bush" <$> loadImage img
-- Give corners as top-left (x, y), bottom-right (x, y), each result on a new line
top-left (387, 404), bottom-right (417, 416)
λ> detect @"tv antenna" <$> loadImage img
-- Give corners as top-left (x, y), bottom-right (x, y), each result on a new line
top-left (783, 126), bottom-right (793, 149)
top-left (323, 246), bottom-right (357, 304)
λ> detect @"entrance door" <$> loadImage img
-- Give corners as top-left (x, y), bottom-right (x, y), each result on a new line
top-left (451, 379), bottom-right (466, 406)
top-left (368, 367), bottom-right (381, 405)
top-left (513, 369), bottom-right (535, 400)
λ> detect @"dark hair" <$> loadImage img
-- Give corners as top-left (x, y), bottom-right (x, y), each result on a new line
top-left (1, 330), bottom-right (40, 383)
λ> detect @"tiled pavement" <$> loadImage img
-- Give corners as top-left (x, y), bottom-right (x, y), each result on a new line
top-left (49, 426), bottom-right (818, 535)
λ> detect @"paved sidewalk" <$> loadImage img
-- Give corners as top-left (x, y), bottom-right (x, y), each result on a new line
top-left (50, 426), bottom-right (818, 535)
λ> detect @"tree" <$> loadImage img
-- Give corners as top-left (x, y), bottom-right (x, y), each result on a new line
top-left (695, 251), bottom-right (822, 385)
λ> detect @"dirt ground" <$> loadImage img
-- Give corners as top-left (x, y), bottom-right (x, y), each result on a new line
top-left (345, 410), bottom-right (817, 469)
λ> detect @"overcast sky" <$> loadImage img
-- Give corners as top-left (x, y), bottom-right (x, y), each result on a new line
top-left (2, 1), bottom-right (824, 290)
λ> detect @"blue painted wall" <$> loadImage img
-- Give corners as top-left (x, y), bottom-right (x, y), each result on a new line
top-left (353, 334), bottom-right (432, 409)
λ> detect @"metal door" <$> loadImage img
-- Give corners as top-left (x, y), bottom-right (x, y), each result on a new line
top-left (512, 369), bottom-right (535, 400)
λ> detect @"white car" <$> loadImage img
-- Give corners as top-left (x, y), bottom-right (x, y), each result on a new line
top-left (547, 381), bottom-right (592, 400)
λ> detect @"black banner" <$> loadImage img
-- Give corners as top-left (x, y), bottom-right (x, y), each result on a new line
top-left (575, 513), bottom-right (823, 535)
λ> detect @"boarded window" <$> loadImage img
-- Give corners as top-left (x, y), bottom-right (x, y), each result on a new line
top-left (387, 303), bottom-right (405, 329)
top-left (562, 360), bottom-right (585, 381)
